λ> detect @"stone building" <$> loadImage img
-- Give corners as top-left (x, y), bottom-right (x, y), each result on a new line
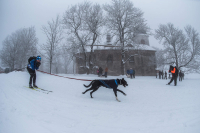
top-left (76, 34), bottom-right (156, 76)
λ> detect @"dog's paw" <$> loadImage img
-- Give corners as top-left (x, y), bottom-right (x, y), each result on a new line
top-left (124, 93), bottom-right (127, 96)
top-left (82, 92), bottom-right (85, 94)
top-left (116, 99), bottom-right (121, 102)
top-left (116, 97), bottom-right (121, 102)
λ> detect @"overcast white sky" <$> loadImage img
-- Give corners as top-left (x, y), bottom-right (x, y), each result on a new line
top-left (0, 0), bottom-right (200, 50)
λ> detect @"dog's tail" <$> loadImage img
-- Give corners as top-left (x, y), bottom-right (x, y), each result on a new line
top-left (83, 81), bottom-right (94, 88)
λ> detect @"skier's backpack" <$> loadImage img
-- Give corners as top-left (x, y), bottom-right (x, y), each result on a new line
top-left (28, 56), bottom-right (36, 64)
top-left (175, 66), bottom-right (179, 76)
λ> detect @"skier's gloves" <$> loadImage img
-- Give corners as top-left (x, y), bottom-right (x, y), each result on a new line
top-left (36, 62), bottom-right (41, 67)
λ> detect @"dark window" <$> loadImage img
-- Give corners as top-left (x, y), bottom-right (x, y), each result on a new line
top-left (78, 58), bottom-right (83, 66)
top-left (107, 54), bottom-right (113, 63)
top-left (141, 39), bottom-right (145, 44)
top-left (129, 56), bottom-right (134, 63)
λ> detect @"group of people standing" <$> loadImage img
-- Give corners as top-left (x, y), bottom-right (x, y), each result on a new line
top-left (156, 64), bottom-right (185, 86)
top-left (97, 67), bottom-right (108, 78)
top-left (156, 70), bottom-right (168, 79)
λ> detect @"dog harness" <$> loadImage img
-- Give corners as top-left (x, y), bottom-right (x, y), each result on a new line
top-left (99, 80), bottom-right (118, 88)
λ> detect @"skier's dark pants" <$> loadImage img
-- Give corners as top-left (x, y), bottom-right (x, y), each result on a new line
top-left (168, 76), bottom-right (177, 86)
top-left (27, 67), bottom-right (36, 85)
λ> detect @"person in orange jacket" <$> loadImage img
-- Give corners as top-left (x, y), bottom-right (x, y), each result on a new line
top-left (167, 64), bottom-right (178, 86)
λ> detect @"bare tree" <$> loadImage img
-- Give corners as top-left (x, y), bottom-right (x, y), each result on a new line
top-left (0, 27), bottom-right (37, 70)
top-left (18, 27), bottom-right (38, 68)
top-left (63, 3), bottom-right (88, 69)
top-left (41, 15), bottom-right (64, 74)
top-left (83, 3), bottom-right (104, 73)
top-left (103, 0), bottom-right (149, 75)
top-left (155, 23), bottom-right (200, 72)
top-left (63, 2), bottom-right (104, 74)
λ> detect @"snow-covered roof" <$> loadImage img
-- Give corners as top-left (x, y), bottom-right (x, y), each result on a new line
top-left (85, 44), bottom-right (156, 51)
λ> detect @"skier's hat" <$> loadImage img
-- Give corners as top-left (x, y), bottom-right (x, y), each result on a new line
top-left (172, 63), bottom-right (176, 67)
top-left (36, 56), bottom-right (41, 61)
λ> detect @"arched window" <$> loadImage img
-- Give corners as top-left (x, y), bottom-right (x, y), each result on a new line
top-left (141, 39), bottom-right (145, 44)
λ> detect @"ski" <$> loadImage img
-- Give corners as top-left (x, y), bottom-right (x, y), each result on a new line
top-left (24, 86), bottom-right (51, 94)
top-left (33, 87), bottom-right (53, 93)
top-left (24, 86), bottom-right (40, 91)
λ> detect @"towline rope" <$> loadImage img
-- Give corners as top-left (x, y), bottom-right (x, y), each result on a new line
top-left (37, 70), bottom-right (92, 81)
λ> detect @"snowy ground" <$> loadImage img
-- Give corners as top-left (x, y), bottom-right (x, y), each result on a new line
top-left (0, 71), bottom-right (200, 133)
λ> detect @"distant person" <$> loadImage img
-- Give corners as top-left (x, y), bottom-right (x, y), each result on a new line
top-left (98, 67), bottom-right (103, 77)
top-left (179, 70), bottom-right (183, 81)
top-left (97, 68), bottom-right (99, 76)
top-left (104, 67), bottom-right (108, 78)
top-left (164, 71), bottom-right (167, 80)
top-left (129, 68), bottom-right (134, 79)
top-left (126, 69), bottom-right (130, 78)
top-left (27, 56), bottom-right (41, 88)
top-left (158, 71), bottom-right (161, 79)
top-left (133, 69), bottom-right (135, 78)
top-left (156, 70), bottom-right (159, 78)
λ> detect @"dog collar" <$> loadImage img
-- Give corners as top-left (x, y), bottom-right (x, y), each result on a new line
top-left (115, 80), bottom-right (118, 85)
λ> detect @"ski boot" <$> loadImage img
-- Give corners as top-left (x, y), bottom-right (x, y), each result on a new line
top-left (29, 84), bottom-right (33, 88)
top-left (33, 84), bottom-right (38, 88)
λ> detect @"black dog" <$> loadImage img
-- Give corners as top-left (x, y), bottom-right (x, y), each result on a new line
top-left (82, 78), bottom-right (128, 102)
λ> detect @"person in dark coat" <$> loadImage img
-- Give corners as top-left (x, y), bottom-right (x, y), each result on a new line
top-left (27, 56), bottom-right (41, 88)
top-left (167, 64), bottom-right (178, 86)
top-left (133, 69), bottom-right (135, 78)
top-left (98, 67), bottom-right (103, 77)
top-left (164, 71), bottom-right (167, 80)
top-left (159, 71), bottom-right (161, 79)
top-left (179, 70), bottom-right (183, 81)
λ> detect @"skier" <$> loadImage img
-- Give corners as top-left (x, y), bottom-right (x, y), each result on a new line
top-left (27, 56), bottom-right (41, 88)
top-left (167, 63), bottom-right (178, 86)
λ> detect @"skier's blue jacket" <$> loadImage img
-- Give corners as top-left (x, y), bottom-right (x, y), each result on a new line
top-left (27, 59), bottom-right (39, 70)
